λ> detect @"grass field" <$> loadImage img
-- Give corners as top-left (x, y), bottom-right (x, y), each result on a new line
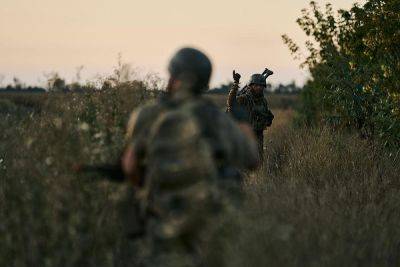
top-left (1, 88), bottom-right (400, 266)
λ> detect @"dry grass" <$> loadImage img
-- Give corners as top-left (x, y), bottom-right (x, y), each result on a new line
top-left (1, 90), bottom-right (399, 266)
top-left (223, 111), bottom-right (400, 267)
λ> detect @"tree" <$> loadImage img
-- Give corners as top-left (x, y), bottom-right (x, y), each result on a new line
top-left (13, 77), bottom-right (23, 90)
top-left (283, 0), bottom-right (400, 148)
top-left (45, 72), bottom-right (67, 92)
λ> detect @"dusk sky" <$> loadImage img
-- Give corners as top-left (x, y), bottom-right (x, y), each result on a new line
top-left (1, 0), bottom-right (360, 87)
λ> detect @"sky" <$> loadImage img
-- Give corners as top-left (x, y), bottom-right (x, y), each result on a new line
top-left (0, 0), bottom-right (360, 87)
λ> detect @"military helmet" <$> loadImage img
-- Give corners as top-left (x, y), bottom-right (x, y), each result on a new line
top-left (248, 68), bottom-right (273, 87)
top-left (168, 47), bottom-right (212, 94)
top-left (248, 74), bottom-right (267, 87)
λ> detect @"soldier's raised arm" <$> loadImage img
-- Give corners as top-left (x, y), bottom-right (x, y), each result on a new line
top-left (226, 70), bottom-right (241, 112)
top-left (226, 70), bottom-right (250, 124)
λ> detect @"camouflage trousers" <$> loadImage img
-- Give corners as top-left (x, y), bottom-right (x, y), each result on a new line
top-left (141, 179), bottom-right (243, 267)
top-left (144, 236), bottom-right (202, 267)
top-left (255, 130), bottom-right (264, 158)
top-left (142, 182), bottom-right (222, 267)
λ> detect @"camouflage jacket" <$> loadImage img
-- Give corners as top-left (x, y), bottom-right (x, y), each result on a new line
top-left (125, 93), bottom-right (258, 242)
top-left (227, 83), bottom-right (274, 132)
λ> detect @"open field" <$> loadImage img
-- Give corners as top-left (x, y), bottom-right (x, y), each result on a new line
top-left (1, 89), bottom-right (400, 266)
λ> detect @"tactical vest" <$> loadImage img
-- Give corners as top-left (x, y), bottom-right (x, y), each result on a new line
top-left (239, 89), bottom-right (273, 132)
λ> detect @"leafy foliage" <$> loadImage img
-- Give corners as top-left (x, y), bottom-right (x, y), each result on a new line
top-left (283, 0), bottom-right (400, 148)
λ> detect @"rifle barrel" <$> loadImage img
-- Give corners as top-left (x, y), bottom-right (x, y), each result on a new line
top-left (76, 164), bottom-right (126, 183)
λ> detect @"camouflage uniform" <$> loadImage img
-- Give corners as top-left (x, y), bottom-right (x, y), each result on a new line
top-left (125, 48), bottom-right (259, 266)
top-left (227, 76), bottom-right (274, 156)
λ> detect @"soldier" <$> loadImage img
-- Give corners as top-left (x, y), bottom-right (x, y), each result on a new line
top-left (122, 47), bottom-right (259, 266)
top-left (226, 69), bottom-right (275, 157)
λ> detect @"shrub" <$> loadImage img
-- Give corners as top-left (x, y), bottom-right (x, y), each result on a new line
top-left (283, 0), bottom-right (400, 148)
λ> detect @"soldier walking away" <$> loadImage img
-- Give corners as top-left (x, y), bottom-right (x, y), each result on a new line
top-left (122, 47), bottom-right (260, 266)
top-left (226, 68), bottom-right (275, 157)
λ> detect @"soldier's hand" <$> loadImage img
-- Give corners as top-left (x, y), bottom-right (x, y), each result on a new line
top-left (122, 146), bottom-right (140, 186)
top-left (233, 70), bottom-right (241, 83)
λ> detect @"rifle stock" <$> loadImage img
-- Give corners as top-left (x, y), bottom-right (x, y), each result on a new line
top-left (74, 163), bottom-right (126, 183)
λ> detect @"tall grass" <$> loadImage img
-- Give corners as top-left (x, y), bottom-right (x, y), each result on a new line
top-left (1, 85), bottom-right (156, 266)
top-left (1, 88), bottom-right (399, 266)
top-left (222, 112), bottom-right (400, 266)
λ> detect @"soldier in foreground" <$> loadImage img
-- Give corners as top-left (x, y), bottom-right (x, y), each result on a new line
top-left (226, 69), bottom-right (275, 157)
top-left (122, 47), bottom-right (259, 266)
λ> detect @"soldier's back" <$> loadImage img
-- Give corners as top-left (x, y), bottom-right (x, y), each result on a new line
top-left (126, 95), bottom-right (258, 266)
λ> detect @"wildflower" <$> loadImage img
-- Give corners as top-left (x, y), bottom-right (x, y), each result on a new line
top-left (45, 157), bottom-right (53, 166)
top-left (26, 138), bottom-right (34, 149)
top-left (94, 132), bottom-right (104, 139)
top-left (53, 118), bottom-right (63, 129)
top-left (78, 122), bottom-right (90, 131)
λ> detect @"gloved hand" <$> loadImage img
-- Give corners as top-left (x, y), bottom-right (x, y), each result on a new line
top-left (233, 70), bottom-right (241, 83)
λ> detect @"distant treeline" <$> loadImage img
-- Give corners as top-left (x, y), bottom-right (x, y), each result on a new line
top-left (1, 81), bottom-right (302, 95)
top-left (208, 82), bottom-right (302, 95)
top-left (0, 86), bottom-right (46, 93)
top-left (0, 74), bottom-right (143, 94)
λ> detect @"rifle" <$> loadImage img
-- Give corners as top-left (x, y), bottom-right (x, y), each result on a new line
top-left (73, 162), bottom-right (152, 240)
top-left (73, 162), bottom-right (126, 183)
top-left (238, 68), bottom-right (273, 96)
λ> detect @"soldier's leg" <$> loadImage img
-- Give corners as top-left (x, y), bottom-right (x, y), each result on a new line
top-left (256, 130), bottom-right (264, 158)
top-left (146, 230), bottom-right (200, 267)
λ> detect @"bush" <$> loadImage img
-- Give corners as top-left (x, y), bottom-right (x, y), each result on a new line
top-left (283, 0), bottom-right (400, 148)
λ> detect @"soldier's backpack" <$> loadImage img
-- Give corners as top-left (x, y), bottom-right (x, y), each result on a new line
top-left (144, 105), bottom-right (219, 240)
